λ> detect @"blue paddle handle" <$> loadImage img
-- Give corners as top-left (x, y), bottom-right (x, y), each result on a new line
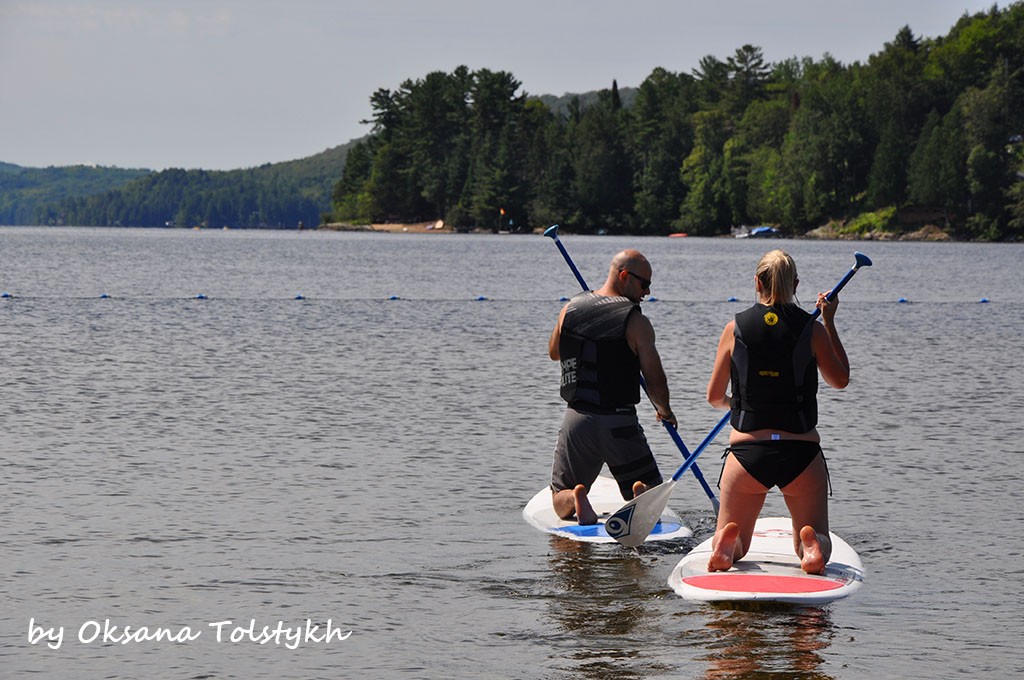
top-left (810, 252), bottom-right (872, 321)
top-left (544, 225), bottom-right (590, 291)
top-left (544, 224), bottom-right (719, 507)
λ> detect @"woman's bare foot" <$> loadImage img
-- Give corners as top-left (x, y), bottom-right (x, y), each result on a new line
top-left (572, 484), bottom-right (598, 525)
top-left (707, 522), bottom-right (740, 572)
top-left (632, 480), bottom-right (648, 498)
top-left (799, 525), bottom-right (826, 575)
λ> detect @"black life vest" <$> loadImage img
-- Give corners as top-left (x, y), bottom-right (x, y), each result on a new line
top-left (730, 303), bottom-right (818, 433)
top-left (559, 292), bottom-right (641, 411)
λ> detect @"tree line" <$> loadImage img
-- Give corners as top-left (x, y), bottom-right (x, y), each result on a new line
top-left (17, 143), bottom-right (355, 229)
top-left (0, 163), bottom-right (150, 225)
top-left (330, 4), bottom-right (1024, 240)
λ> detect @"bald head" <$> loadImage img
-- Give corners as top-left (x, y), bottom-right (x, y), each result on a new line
top-left (599, 249), bottom-right (652, 302)
top-left (610, 250), bottom-right (649, 274)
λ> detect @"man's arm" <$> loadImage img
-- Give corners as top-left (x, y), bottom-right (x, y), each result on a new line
top-left (549, 305), bottom-right (568, 360)
top-left (627, 313), bottom-right (676, 426)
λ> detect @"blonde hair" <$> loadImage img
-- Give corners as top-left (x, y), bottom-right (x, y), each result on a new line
top-left (755, 249), bottom-right (798, 307)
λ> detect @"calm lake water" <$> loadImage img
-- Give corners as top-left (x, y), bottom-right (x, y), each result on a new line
top-left (2, 227), bottom-right (1022, 679)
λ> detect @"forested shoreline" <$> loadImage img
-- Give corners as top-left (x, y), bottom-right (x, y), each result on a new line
top-left (4, 4), bottom-right (1023, 240)
top-left (1, 143), bottom-right (354, 230)
top-left (332, 3), bottom-right (1024, 241)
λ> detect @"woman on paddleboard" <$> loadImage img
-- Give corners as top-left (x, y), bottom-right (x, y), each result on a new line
top-left (705, 249), bottom-right (850, 575)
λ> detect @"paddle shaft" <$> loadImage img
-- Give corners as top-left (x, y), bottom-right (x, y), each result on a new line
top-left (543, 224), bottom-right (720, 509)
top-left (671, 411), bottom-right (730, 482)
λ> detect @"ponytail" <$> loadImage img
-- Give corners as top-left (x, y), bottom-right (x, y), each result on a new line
top-left (755, 249), bottom-right (798, 307)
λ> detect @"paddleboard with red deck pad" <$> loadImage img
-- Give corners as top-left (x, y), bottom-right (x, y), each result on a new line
top-left (668, 516), bottom-right (865, 604)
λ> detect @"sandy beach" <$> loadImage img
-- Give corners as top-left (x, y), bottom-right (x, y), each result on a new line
top-left (320, 220), bottom-right (452, 233)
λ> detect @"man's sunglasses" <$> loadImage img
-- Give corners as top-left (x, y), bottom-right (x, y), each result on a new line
top-left (624, 270), bottom-right (651, 289)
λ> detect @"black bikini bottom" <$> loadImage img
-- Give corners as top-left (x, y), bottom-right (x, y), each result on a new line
top-left (725, 440), bottom-right (825, 489)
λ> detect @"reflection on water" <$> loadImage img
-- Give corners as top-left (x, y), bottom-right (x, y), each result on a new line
top-left (540, 535), bottom-right (836, 680)
top-left (546, 538), bottom-right (652, 635)
top-left (543, 537), bottom-right (676, 680)
top-left (698, 605), bottom-right (834, 680)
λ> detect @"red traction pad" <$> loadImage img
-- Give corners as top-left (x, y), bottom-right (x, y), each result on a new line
top-left (682, 574), bottom-right (844, 593)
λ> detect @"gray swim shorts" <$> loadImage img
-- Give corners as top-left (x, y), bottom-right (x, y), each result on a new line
top-left (551, 406), bottom-right (663, 500)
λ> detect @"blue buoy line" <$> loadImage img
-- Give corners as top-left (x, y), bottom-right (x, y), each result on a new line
top-left (0, 290), bottom-right (1000, 305)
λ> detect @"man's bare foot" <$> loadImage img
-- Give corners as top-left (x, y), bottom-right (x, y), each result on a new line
top-left (799, 525), bottom-right (826, 575)
top-left (707, 522), bottom-right (740, 572)
top-left (572, 484), bottom-right (598, 525)
top-left (632, 480), bottom-right (648, 498)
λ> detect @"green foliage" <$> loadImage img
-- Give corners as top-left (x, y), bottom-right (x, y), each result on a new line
top-left (330, 3), bottom-right (1024, 240)
top-left (908, 107), bottom-right (968, 224)
top-left (7, 141), bottom-right (357, 228)
top-left (0, 165), bottom-right (150, 224)
top-left (839, 206), bottom-right (899, 236)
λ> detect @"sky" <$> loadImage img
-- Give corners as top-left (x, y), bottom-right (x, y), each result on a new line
top-left (0, 0), bottom-right (1004, 171)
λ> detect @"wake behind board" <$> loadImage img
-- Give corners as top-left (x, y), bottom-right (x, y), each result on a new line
top-left (523, 476), bottom-right (692, 544)
top-left (668, 516), bottom-right (864, 604)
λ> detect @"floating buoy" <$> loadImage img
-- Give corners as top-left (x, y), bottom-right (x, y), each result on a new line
top-left (979, 297), bottom-right (990, 304)
top-left (195, 294), bottom-right (208, 300)
top-left (99, 293), bottom-right (110, 299)
top-left (294, 294), bottom-right (305, 300)
top-left (897, 297), bottom-right (908, 303)
top-left (475, 295), bottom-right (488, 301)
top-left (558, 296), bottom-right (570, 301)
top-left (387, 295), bottom-right (401, 300)
top-left (728, 296), bottom-right (738, 302)
top-left (1, 292), bottom-right (11, 298)
top-left (647, 296), bottom-right (658, 302)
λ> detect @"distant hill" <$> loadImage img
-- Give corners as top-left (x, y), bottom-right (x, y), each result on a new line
top-left (5, 139), bottom-right (361, 228)
top-left (532, 86), bottom-right (638, 116)
top-left (0, 163), bottom-right (152, 224)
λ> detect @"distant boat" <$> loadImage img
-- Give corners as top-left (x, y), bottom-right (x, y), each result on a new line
top-left (735, 225), bottom-right (780, 239)
top-left (668, 232), bottom-right (688, 238)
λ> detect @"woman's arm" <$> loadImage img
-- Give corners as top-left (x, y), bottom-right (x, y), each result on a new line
top-left (812, 293), bottom-right (850, 389)
top-left (706, 321), bottom-right (735, 409)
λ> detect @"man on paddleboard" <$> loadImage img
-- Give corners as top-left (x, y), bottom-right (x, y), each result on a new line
top-left (705, 249), bottom-right (850, 575)
top-left (548, 249), bottom-right (676, 525)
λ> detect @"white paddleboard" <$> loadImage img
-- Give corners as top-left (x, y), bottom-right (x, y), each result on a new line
top-left (668, 516), bottom-right (865, 604)
top-left (523, 475), bottom-right (692, 543)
